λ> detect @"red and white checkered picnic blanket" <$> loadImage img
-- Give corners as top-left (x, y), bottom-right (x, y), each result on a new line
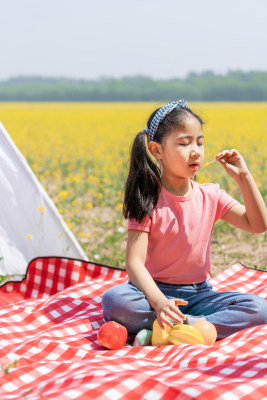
top-left (0, 257), bottom-right (266, 399)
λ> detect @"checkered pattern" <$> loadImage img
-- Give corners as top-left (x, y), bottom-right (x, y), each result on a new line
top-left (145, 100), bottom-right (192, 141)
top-left (0, 258), bottom-right (266, 399)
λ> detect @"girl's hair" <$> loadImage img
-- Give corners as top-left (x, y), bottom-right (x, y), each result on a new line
top-left (123, 106), bottom-right (204, 222)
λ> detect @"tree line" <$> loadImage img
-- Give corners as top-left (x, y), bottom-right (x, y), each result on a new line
top-left (1, 71), bottom-right (267, 101)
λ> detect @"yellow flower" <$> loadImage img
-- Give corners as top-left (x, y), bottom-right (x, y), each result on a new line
top-left (117, 203), bottom-right (123, 211)
top-left (26, 234), bottom-right (33, 239)
top-left (65, 220), bottom-right (72, 229)
top-left (58, 190), bottom-right (69, 200)
top-left (38, 206), bottom-right (46, 212)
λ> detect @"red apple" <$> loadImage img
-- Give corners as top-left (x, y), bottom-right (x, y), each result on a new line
top-left (97, 321), bottom-right (128, 350)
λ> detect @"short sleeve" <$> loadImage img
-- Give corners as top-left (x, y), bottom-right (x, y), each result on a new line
top-left (215, 187), bottom-right (239, 220)
top-left (127, 215), bottom-right (151, 232)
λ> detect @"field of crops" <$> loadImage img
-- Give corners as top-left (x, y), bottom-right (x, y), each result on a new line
top-left (0, 102), bottom-right (266, 272)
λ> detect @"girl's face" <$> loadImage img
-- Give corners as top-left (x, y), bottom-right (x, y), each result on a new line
top-left (151, 115), bottom-right (204, 180)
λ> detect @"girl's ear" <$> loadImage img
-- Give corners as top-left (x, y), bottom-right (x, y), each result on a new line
top-left (148, 141), bottom-right (163, 160)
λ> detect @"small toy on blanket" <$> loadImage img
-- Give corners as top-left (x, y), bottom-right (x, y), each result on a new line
top-left (133, 329), bottom-right (153, 346)
top-left (192, 320), bottom-right (218, 346)
top-left (97, 321), bottom-right (128, 350)
top-left (151, 320), bottom-right (204, 345)
top-left (133, 320), bottom-right (217, 346)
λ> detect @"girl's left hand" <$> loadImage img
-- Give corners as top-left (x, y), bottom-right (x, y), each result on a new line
top-left (216, 149), bottom-right (249, 181)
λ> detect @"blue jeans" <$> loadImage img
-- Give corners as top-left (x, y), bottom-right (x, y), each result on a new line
top-left (102, 280), bottom-right (267, 339)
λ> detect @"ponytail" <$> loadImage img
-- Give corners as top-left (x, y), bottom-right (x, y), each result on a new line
top-left (123, 130), bottom-right (161, 222)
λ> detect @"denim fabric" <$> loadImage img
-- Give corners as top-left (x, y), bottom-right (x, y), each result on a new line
top-left (102, 280), bottom-right (267, 339)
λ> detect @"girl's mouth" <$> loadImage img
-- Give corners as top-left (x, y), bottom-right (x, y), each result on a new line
top-left (189, 163), bottom-right (200, 170)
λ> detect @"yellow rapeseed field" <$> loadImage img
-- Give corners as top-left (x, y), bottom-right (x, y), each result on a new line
top-left (0, 102), bottom-right (266, 269)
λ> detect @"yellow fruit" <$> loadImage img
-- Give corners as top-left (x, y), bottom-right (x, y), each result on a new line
top-left (151, 320), bottom-right (171, 346)
top-left (169, 324), bottom-right (204, 345)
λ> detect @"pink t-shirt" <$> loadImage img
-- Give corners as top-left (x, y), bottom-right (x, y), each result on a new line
top-left (127, 181), bottom-right (239, 284)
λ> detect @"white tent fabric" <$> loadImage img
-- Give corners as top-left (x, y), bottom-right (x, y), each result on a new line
top-left (0, 122), bottom-right (88, 275)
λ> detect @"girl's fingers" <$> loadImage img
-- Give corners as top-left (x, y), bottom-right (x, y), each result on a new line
top-left (169, 305), bottom-right (186, 321)
top-left (167, 299), bottom-right (188, 321)
top-left (156, 317), bottom-right (165, 329)
top-left (174, 299), bottom-right (188, 306)
top-left (216, 151), bottom-right (229, 160)
top-left (158, 313), bottom-right (173, 328)
top-left (158, 310), bottom-right (183, 328)
top-left (166, 309), bottom-right (184, 324)
top-left (157, 298), bottom-right (189, 328)
top-left (216, 149), bottom-right (239, 161)
top-left (158, 303), bottom-right (188, 327)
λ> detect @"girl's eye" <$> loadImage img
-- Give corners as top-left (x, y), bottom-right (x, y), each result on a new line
top-left (178, 141), bottom-right (203, 146)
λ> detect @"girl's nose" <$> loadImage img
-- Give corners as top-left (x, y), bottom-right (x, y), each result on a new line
top-left (190, 146), bottom-right (201, 157)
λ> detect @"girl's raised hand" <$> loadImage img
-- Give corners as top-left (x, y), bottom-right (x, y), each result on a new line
top-left (154, 297), bottom-right (188, 329)
top-left (216, 149), bottom-right (249, 181)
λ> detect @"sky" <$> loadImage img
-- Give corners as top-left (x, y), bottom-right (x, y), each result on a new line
top-left (1, 0), bottom-right (267, 80)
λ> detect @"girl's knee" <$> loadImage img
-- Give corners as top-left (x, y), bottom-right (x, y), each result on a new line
top-left (102, 284), bottom-right (137, 325)
top-left (249, 295), bottom-right (267, 325)
top-left (101, 283), bottom-right (155, 333)
top-left (102, 286), bottom-right (123, 322)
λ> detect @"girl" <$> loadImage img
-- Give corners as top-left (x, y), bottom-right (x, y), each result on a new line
top-left (102, 100), bottom-right (267, 340)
